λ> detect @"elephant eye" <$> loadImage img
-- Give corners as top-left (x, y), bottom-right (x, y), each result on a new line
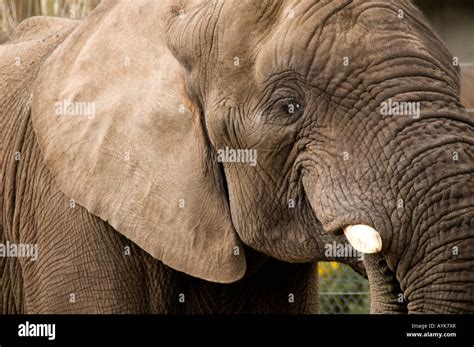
top-left (279, 99), bottom-right (303, 115)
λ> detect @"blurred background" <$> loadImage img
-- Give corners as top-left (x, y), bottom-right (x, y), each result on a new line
top-left (0, 0), bottom-right (100, 42)
top-left (1, 0), bottom-right (472, 314)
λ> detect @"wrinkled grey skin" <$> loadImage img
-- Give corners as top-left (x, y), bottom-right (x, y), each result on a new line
top-left (1, 0), bottom-right (474, 314)
top-left (169, 0), bottom-right (473, 313)
top-left (0, 13), bottom-right (363, 314)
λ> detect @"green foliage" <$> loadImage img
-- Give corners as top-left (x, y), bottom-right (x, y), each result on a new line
top-left (318, 262), bottom-right (370, 314)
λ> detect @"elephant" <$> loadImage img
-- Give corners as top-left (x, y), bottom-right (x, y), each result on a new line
top-left (0, 3), bottom-right (366, 314)
top-left (1, 0), bottom-right (473, 314)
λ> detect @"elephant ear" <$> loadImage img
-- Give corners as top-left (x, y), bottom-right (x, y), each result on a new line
top-left (31, 0), bottom-right (246, 283)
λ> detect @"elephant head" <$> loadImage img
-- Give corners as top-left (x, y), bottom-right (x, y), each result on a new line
top-left (31, 0), bottom-right (473, 313)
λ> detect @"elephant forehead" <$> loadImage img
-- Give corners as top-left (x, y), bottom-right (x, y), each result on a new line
top-left (254, 1), bottom-right (449, 88)
top-left (254, 5), bottom-right (358, 84)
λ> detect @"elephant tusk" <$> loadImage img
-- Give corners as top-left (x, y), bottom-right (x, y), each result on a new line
top-left (343, 224), bottom-right (382, 254)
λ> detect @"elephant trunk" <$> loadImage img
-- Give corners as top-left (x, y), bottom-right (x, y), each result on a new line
top-left (363, 254), bottom-right (407, 314)
top-left (303, 102), bottom-right (474, 313)
top-left (399, 170), bottom-right (474, 313)
top-left (403, 236), bottom-right (474, 313)
top-left (388, 114), bottom-right (474, 313)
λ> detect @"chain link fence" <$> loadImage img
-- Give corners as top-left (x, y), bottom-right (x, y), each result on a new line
top-left (318, 262), bottom-right (370, 314)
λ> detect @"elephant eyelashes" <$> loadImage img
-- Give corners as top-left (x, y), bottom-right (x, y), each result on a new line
top-left (264, 97), bottom-right (305, 125)
top-left (277, 98), bottom-right (304, 116)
